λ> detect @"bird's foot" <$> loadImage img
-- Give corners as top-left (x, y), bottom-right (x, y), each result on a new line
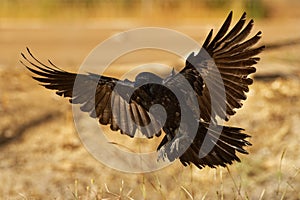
top-left (157, 146), bottom-right (168, 162)
top-left (170, 134), bottom-right (193, 155)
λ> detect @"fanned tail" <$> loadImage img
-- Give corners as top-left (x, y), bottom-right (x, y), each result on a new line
top-left (179, 122), bottom-right (251, 169)
top-left (157, 122), bottom-right (251, 169)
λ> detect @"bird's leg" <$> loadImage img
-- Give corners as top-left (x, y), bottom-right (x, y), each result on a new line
top-left (157, 132), bottom-right (173, 162)
top-left (165, 132), bottom-right (192, 161)
top-left (158, 128), bottom-right (194, 162)
top-left (157, 146), bottom-right (167, 162)
top-left (170, 131), bottom-right (192, 155)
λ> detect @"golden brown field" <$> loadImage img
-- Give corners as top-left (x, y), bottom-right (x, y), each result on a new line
top-left (0, 1), bottom-right (300, 199)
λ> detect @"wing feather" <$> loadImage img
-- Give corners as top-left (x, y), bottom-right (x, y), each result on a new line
top-left (207, 11), bottom-right (233, 52)
top-left (21, 48), bottom-right (160, 139)
top-left (178, 12), bottom-right (264, 122)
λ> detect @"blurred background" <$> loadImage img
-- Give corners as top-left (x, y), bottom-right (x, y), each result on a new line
top-left (0, 0), bottom-right (300, 199)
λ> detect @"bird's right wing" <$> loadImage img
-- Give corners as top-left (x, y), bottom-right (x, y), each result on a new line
top-left (21, 48), bottom-right (162, 138)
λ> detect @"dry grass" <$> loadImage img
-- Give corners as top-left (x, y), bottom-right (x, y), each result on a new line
top-left (1, 2), bottom-right (300, 199)
top-left (1, 43), bottom-right (299, 200)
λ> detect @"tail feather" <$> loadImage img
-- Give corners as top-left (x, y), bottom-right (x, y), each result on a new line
top-left (156, 122), bottom-right (251, 169)
top-left (179, 123), bottom-right (251, 169)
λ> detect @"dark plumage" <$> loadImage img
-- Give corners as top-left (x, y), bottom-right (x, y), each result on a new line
top-left (21, 11), bottom-right (264, 169)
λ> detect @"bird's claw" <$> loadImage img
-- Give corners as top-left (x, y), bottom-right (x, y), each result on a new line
top-left (170, 138), bottom-right (180, 153)
top-left (157, 146), bottom-right (167, 162)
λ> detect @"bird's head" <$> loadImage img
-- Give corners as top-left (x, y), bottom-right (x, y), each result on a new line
top-left (134, 72), bottom-right (163, 88)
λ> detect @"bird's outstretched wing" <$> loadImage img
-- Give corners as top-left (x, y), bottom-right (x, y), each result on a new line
top-left (21, 48), bottom-right (162, 138)
top-left (179, 11), bottom-right (265, 122)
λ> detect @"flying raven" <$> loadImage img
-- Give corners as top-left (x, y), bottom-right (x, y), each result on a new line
top-left (21, 11), bottom-right (264, 169)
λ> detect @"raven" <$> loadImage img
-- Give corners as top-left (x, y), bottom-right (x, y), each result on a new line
top-left (21, 11), bottom-right (264, 169)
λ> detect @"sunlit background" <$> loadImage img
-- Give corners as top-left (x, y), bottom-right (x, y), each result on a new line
top-left (0, 0), bottom-right (300, 199)
top-left (1, 0), bottom-right (299, 19)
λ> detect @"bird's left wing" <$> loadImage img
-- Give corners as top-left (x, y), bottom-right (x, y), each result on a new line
top-left (178, 11), bottom-right (264, 122)
top-left (21, 48), bottom-right (162, 138)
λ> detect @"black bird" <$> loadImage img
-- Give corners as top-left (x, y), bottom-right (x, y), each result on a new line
top-left (21, 11), bottom-right (264, 169)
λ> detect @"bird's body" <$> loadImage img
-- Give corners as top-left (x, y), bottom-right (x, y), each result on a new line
top-left (21, 11), bottom-right (264, 169)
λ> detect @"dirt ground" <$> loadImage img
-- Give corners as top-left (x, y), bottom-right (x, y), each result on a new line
top-left (1, 13), bottom-right (300, 199)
